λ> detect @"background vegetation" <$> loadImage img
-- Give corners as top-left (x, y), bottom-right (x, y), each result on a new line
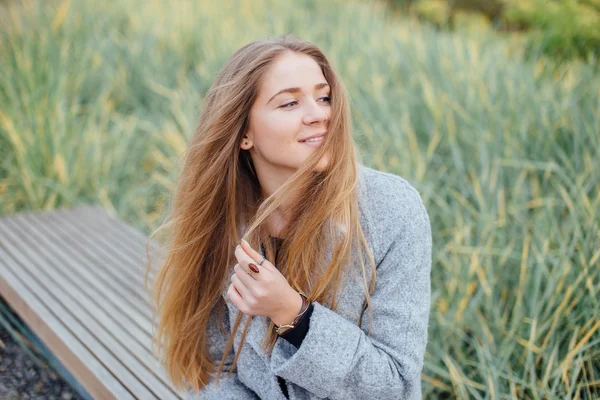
top-left (386, 0), bottom-right (600, 62)
top-left (1, 0), bottom-right (599, 398)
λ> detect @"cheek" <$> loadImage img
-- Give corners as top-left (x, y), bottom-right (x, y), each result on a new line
top-left (259, 119), bottom-right (300, 145)
top-left (256, 112), bottom-right (282, 131)
top-left (251, 111), bottom-right (306, 155)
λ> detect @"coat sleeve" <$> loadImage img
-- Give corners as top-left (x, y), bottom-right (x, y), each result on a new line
top-left (268, 186), bottom-right (432, 400)
top-left (184, 301), bottom-right (260, 400)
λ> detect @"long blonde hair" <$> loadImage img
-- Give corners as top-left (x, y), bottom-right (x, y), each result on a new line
top-left (145, 34), bottom-right (377, 394)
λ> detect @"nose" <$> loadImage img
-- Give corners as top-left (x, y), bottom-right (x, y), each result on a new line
top-left (302, 98), bottom-right (329, 126)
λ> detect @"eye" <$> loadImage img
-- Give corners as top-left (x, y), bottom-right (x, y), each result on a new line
top-left (280, 101), bottom-right (298, 108)
top-left (280, 96), bottom-right (331, 108)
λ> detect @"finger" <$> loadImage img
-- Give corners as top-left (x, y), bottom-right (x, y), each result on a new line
top-left (231, 271), bottom-right (254, 300)
top-left (227, 282), bottom-right (247, 313)
top-left (240, 239), bottom-right (272, 268)
top-left (234, 243), bottom-right (265, 271)
top-left (231, 282), bottom-right (242, 297)
top-left (234, 263), bottom-right (259, 288)
top-left (234, 244), bottom-right (252, 265)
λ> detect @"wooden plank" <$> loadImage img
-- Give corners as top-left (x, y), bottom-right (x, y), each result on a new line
top-left (42, 207), bottom-right (168, 355)
top-left (24, 210), bottom-right (154, 321)
top-left (0, 221), bottom-right (160, 399)
top-left (3, 214), bottom-right (181, 399)
top-left (49, 207), bottom-right (156, 300)
top-left (2, 205), bottom-right (165, 353)
top-left (70, 205), bottom-right (163, 278)
top-left (48, 207), bottom-right (159, 302)
top-left (8, 212), bottom-right (153, 336)
top-left (0, 248), bottom-right (135, 400)
top-left (64, 206), bottom-right (162, 288)
top-left (75, 205), bottom-right (163, 258)
top-left (0, 206), bottom-right (191, 398)
top-left (52, 207), bottom-right (153, 301)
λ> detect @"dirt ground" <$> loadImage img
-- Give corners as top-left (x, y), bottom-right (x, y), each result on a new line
top-left (0, 312), bottom-right (83, 400)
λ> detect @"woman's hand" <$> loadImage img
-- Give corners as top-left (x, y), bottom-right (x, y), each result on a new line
top-left (228, 239), bottom-right (303, 326)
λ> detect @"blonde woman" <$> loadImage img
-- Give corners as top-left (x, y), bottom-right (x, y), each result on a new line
top-left (147, 34), bottom-right (432, 400)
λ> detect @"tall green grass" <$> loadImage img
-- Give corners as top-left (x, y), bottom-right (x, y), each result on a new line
top-left (1, 0), bottom-right (599, 398)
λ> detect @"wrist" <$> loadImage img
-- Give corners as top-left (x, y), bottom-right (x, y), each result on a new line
top-left (271, 290), bottom-right (303, 327)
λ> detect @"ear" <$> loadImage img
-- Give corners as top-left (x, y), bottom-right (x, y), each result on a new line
top-left (240, 136), bottom-right (252, 150)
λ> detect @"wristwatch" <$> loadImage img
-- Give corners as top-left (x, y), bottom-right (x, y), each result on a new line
top-left (274, 292), bottom-right (309, 335)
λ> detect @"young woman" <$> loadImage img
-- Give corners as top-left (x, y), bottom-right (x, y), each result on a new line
top-left (147, 34), bottom-right (432, 400)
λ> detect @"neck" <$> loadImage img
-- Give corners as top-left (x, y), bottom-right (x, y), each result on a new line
top-left (265, 208), bottom-right (290, 239)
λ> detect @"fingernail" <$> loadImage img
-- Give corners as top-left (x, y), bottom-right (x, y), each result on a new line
top-left (242, 239), bottom-right (249, 246)
top-left (248, 263), bottom-right (259, 273)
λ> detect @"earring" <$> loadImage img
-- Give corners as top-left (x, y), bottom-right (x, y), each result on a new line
top-left (244, 141), bottom-right (248, 145)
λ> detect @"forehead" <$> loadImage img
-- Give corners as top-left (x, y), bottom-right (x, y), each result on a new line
top-left (259, 53), bottom-right (327, 97)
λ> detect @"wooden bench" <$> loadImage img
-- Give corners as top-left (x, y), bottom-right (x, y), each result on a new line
top-left (0, 204), bottom-right (187, 399)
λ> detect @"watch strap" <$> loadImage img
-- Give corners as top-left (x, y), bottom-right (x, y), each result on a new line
top-left (275, 292), bottom-right (309, 335)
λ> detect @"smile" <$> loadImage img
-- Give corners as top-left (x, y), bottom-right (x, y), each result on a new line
top-left (302, 136), bottom-right (325, 143)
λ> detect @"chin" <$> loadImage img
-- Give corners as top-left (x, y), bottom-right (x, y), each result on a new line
top-left (315, 153), bottom-right (330, 171)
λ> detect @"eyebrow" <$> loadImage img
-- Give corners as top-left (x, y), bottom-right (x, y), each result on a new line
top-left (266, 82), bottom-right (330, 105)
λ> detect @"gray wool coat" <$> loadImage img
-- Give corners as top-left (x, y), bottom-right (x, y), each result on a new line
top-left (185, 164), bottom-right (432, 400)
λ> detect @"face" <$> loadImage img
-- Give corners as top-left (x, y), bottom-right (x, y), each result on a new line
top-left (241, 52), bottom-right (331, 192)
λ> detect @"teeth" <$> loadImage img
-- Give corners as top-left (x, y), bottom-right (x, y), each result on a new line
top-left (304, 136), bottom-right (324, 143)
